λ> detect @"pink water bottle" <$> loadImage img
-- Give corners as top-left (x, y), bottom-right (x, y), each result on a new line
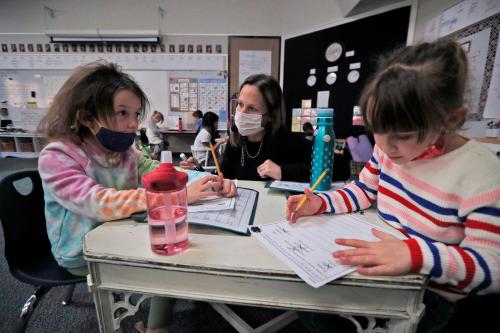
top-left (178, 117), bottom-right (183, 132)
top-left (142, 151), bottom-right (189, 255)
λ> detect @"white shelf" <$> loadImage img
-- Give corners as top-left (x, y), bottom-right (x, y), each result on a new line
top-left (0, 132), bottom-right (44, 158)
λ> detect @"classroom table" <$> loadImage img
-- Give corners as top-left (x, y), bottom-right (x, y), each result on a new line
top-left (84, 181), bottom-right (427, 333)
top-left (159, 128), bottom-right (197, 153)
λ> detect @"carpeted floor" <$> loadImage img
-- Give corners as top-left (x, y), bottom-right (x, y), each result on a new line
top-left (0, 157), bottom-right (310, 333)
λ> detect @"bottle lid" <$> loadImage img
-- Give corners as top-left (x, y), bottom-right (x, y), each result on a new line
top-left (142, 151), bottom-right (188, 192)
top-left (316, 108), bottom-right (334, 125)
top-left (161, 151), bottom-right (172, 163)
top-left (316, 108), bottom-right (334, 118)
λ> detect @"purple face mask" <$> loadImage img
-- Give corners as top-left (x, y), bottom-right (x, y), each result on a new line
top-left (95, 126), bottom-right (136, 152)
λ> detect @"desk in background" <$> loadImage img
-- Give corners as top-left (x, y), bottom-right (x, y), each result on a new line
top-left (159, 128), bottom-right (197, 153)
top-left (84, 181), bottom-right (427, 333)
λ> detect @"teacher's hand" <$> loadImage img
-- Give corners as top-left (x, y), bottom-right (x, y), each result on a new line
top-left (180, 156), bottom-right (197, 170)
top-left (257, 159), bottom-right (282, 180)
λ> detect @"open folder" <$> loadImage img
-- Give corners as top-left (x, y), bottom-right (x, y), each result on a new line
top-left (265, 180), bottom-right (347, 193)
top-left (189, 187), bottom-right (258, 235)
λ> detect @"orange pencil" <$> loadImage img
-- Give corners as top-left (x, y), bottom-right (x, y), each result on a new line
top-left (209, 142), bottom-right (222, 176)
top-left (293, 170), bottom-right (327, 214)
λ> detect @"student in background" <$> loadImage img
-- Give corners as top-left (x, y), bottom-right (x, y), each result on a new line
top-left (145, 110), bottom-right (165, 160)
top-left (286, 38), bottom-right (500, 332)
top-left (192, 111), bottom-right (225, 160)
top-left (302, 122), bottom-right (314, 141)
top-left (192, 109), bottom-right (203, 133)
top-left (181, 74), bottom-right (312, 182)
top-left (37, 62), bottom-right (236, 333)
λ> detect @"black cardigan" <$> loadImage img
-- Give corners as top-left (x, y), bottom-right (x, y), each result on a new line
top-left (220, 129), bottom-right (312, 182)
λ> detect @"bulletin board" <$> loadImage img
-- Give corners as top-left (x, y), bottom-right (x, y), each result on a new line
top-left (282, 6), bottom-right (411, 139)
top-left (169, 78), bottom-right (198, 112)
top-left (228, 36), bottom-right (281, 106)
top-left (447, 13), bottom-right (500, 120)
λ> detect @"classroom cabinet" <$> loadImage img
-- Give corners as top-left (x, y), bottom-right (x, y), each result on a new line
top-left (0, 132), bottom-right (45, 158)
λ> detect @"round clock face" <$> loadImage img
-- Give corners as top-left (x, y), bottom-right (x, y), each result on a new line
top-left (347, 70), bottom-right (360, 83)
top-left (326, 72), bottom-right (337, 85)
top-left (307, 75), bottom-right (316, 87)
top-left (325, 42), bottom-right (342, 62)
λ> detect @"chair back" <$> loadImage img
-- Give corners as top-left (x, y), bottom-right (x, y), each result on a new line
top-left (190, 145), bottom-right (216, 171)
top-left (0, 170), bottom-right (54, 272)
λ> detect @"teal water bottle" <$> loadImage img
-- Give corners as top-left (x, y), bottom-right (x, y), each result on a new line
top-left (310, 108), bottom-right (334, 191)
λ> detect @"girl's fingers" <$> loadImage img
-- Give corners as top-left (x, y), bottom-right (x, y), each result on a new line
top-left (372, 228), bottom-right (397, 241)
top-left (335, 238), bottom-right (372, 248)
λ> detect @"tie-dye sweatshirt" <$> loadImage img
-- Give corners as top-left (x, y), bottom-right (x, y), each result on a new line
top-left (317, 140), bottom-right (500, 301)
top-left (38, 139), bottom-right (158, 268)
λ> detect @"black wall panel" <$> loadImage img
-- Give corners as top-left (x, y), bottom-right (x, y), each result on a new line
top-left (283, 7), bottom-right (411, 138)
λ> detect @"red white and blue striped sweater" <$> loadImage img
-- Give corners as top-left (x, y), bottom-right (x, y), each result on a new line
top-left (318, 140), bottom-right (500, 301)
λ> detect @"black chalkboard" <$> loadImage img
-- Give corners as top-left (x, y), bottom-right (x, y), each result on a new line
top-left (283, 7), bottom-right (411, 138)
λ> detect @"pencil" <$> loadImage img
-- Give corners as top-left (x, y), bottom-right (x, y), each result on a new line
top-left (209, 142), bottom-right (222, 176)
top-left (293, 170), bottom-right (328, 214)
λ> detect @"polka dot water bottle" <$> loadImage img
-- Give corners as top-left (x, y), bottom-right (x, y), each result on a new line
top-left (310, 108), bottom-right (334, 191)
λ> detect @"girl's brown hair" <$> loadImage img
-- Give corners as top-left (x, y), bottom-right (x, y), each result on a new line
top-left (38, 61), bottom-right (148, 143)
top-left (359, 38), bottom-right (468, 141)
top-left (230, 74), bottom-right (286, 147)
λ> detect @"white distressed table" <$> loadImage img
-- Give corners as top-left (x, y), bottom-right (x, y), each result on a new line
top-left (84, 180), bottom-right (427, 332)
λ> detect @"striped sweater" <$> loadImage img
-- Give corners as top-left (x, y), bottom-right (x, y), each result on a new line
top-left (318, 140), bottom-right (500, 301)
top-left (39, 139), bottom-right (158, 268)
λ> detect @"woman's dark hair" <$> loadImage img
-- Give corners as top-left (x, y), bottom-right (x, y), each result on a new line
top-left (202, 111), bottom-right (219, 143)
top-left (359, 37), bottom-right (468, 142)
top-left (38, 61), bottom-right (149, 143)
top-left (230, 74), bottom-right (286, 147)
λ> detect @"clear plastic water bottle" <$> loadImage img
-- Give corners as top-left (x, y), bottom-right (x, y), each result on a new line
top-left (142, 151), bottom-right (189, 255)
top-left (310, 108), bottom-right (334, 191)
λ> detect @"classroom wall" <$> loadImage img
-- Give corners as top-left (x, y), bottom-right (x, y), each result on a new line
top-left (413, 0), bottom-right (459, 42)
top-left (0, 0), bottom-right (346, 40)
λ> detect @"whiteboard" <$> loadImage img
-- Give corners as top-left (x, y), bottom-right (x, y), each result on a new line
top-left (128, 71), bottom-right (168, 115)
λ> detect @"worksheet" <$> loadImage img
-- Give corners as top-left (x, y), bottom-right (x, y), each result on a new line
top-left (188, 195), bottom-right (236, 213)
top-left (189, 187), bottom-right (258, 234)
top-left (250, 214), bottom-right (405, 288)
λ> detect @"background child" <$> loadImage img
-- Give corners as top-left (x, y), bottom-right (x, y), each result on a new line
top-left (302, 121), bottom-right (314, 141)
top-left (286, 38), bottom-right (499, 332)
top-left (192, 111), bottom-right (224, 162)
top-left (192, 109), bottom-right (203, 133)
top-left (145, 110), bottom-right (166, 160)
top-left (37, 61), bottom-right (235, 332)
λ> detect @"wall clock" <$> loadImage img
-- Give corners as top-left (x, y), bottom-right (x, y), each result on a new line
top-left (347, 70), bottom-right (360, 83)
top-left (307, 75), bottom-right (317, 87)
top-left (326, 72), bottom-right (337, 85)
top-left (325, 42), bottom-right (342, 62)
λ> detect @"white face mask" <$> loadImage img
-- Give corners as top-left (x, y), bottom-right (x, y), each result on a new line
top-left (234, 111), bottom-right (264, 136)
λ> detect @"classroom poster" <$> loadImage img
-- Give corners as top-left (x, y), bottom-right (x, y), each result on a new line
top-left (483, 39), bottom-right (500, 118)
top-left (458, 28), bottom-right (490, 114)
top-left (238, 50), bottom-right (271, 86)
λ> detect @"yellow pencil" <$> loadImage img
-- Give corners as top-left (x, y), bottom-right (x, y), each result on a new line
top-left (209, 142), bottom-right (222, 176)
top-left (293, 170), bottom-right (328, 214)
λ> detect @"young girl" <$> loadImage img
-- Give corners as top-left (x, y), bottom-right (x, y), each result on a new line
top-left (37, 62), bottom-right (235, 333)
top-left (192, 111), bottom-right (224, 161)
top-left (145, 110), bottom-right (166, 160)
top-left (287, 38), bottom-right (499, 331)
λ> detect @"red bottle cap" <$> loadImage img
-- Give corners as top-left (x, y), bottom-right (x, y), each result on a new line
top-left (142, 163), bottom-right (188, 192)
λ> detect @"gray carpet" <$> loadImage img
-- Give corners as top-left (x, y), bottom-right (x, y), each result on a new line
top-left (0, 158), bottom-right (310, 332)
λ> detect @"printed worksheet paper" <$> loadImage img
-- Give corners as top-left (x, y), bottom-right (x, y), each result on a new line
top-left (250, 214), bottom-right (405, 288)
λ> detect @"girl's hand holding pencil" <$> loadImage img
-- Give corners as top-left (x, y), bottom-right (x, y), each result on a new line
top-left (286, 170), bottom-right (327, 223)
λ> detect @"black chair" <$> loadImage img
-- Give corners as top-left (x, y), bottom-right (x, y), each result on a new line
top-left (0, 170), bottom-right (86, 333)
